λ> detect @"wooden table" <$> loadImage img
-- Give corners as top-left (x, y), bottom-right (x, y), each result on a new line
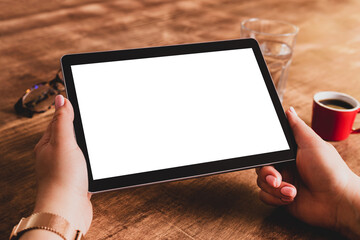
top-left (1, 0), bottom-right (360, 239)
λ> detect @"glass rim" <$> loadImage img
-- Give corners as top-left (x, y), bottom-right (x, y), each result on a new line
top-left (241, 18), bottom-right (299, 37)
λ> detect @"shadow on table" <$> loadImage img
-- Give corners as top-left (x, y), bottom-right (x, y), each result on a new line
top-left (260, 207), bottom-right (347, 240)
top-left (92, 173), bottom-right (347, 239)
top-left (153, 174), bottom-right (346, 239)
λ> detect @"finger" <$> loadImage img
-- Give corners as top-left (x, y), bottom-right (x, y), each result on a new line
top-left (286, 107), bottom-right (324, 149)
top-left (257, 177), bottom-right (297, 199)
top-left (35, 95), bottom-right (71, 151)
top-left (256, 166), bottom-right (282, 188)
top-left (50, 95), bottom-right (76, 146)
top-left (276, 161), bottom-right (297, 184)
top-left (34, 119), bottom-right (53, 153)
top-left (259, 190), bottom-right (293, 206)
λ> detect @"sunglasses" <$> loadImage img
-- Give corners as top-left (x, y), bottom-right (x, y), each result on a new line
top-left (14, 69), bottom-right (65, 118)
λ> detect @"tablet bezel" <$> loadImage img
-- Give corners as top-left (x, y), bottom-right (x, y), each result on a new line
top-left (61, 39), bottom-right (297, 192)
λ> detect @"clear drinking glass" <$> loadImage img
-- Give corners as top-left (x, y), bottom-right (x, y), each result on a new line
top-left (241, 18), bottom-right (299, 102)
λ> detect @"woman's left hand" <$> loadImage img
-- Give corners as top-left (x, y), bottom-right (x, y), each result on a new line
top-left (33, 95), bottom-right (93, 234)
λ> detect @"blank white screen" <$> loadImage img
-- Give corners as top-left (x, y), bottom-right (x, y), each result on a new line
top-left (71, 48), bottom-right (289, 180)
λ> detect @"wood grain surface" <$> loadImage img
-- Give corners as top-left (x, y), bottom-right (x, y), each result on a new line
top-left (1, 0), bottom-right (360, 239)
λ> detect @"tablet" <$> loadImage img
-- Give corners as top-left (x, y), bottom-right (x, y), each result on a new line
top-left (61, 39), bottom-right (297, 192)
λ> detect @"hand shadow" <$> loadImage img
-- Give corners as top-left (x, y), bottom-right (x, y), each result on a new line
top-left (92, 172), bottom-right (346, 239)
top-left (259, 207), bottom-right (346, 240)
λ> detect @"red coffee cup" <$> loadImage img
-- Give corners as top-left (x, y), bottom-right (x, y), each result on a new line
top-left (311, 91), bottom-right (360, 141)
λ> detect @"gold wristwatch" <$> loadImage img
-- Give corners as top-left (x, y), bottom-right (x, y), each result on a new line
top-left (10, 212), bottom-right (84, 240)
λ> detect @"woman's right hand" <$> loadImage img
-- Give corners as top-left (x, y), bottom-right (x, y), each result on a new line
top-left (256, 107), bottom-right (360, 239)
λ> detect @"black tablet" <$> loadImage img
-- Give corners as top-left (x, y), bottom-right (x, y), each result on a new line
top-left (61, 39), bottom-right (297, 192)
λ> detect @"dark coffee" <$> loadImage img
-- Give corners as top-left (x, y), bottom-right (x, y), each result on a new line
top-left (319, 99), bottom-right (354, 110)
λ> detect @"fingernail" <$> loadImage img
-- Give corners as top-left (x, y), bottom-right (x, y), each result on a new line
top-left (265, 175), bottom-right (277, 188)
top-left (55, 95), bottom-right (64, 110)
top-left (289, 106), bottom-right (298, 116)
top-left (281, 186), bottom-right (296, 197)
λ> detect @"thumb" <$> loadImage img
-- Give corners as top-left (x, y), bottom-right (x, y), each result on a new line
top-left (286, 107), bottom-right (324, 149)
top-left (50, 95), bottom-right (76, 146)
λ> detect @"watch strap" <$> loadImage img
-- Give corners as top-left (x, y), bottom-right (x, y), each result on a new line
top-left (10, 212), bottom-right (84, 240)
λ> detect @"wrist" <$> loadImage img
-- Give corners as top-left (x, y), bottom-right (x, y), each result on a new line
top-left (336, 172), bottom-right (360, 239)
top-left (34, 186), bottom-right (92, 234)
